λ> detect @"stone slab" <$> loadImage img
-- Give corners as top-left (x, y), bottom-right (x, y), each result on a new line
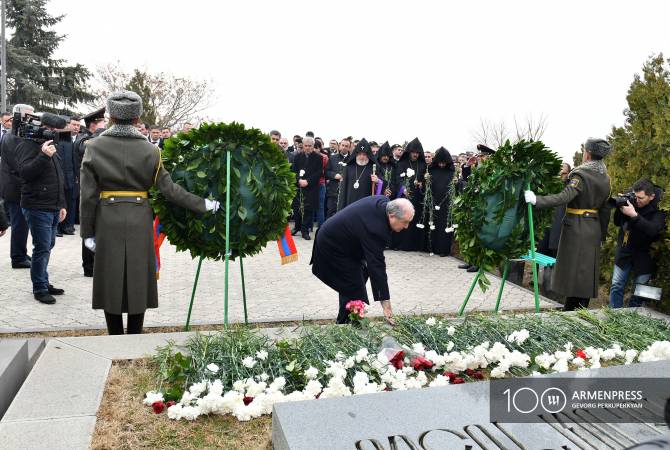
top-left (273, 361), bottom-right (670, 450)
top-left (26, 338), bottom-right (45, 369)
top-left (1, 340), bottom-right (110, 422)
top-left (0, 340), bottom-right (28, 419)
top-left (0, 416), bottom-right (97, 450)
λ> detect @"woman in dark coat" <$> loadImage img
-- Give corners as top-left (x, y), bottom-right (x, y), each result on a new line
top-left (392, 138), bottom-right (426, 251)
top-left (80, 91), bottom-right (213, 334)
top-left (426, 147), bottom-right (455, 256)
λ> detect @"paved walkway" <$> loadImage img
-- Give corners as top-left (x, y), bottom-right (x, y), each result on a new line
top-left (0, 227), bottom-right (559, 332)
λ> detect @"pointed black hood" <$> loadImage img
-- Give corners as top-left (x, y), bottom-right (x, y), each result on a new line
top-left (431, 147), bottom-right (455, 171)
top-left (347, 138), bottom-right (375, 165)
top-left (399, 137), bottom-right (425, 163)
top-left (377, 141), bottom-right (393, 159)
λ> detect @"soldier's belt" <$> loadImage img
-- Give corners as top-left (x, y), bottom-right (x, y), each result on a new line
top-left (100, 191), bottom-right (148, 199)
top-left (566, 208), bottom-right (598, 216)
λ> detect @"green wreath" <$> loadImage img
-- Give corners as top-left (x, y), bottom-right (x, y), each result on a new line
top-left (452, 140), bottom-right (563, 290)
top-left (152, 122), bottom-right (296, 260)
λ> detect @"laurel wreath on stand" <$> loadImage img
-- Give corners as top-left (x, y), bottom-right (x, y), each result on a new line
top-left (152, 122), bottom-right (296, 261)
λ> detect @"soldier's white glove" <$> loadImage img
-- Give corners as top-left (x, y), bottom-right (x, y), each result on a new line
top-left (524, 190), bottom-right (537, 205)
top-left (205, 199), bottom-right (220, 213)
top-left (84, 237), bottom-right (96, 252)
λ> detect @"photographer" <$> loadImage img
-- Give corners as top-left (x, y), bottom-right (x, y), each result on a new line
top-left (609, 179), bottom-right (666, 308)
top-left (16, 134), bottom-right (67, 305)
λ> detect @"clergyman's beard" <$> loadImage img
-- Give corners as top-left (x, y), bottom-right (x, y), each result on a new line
top-left (356, 156), bottom-right (369, 166)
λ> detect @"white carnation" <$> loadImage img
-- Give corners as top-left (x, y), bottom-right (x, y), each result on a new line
top-left (143, 391), bottom-right (164, 406)
top-left (447, 326), bottom-right (456, 336)
top-left (206, 363), bottom-right (220, 373)
top-left (256, 350), bottom-right (268, 361)
top-left (242, 356), bottom-right (257, 368)
top-left (425, 317), bottom-right (437, 326)
top-left (406, 168), bottom-right (415, 177)
top-left (304, 366), bottom-right (319, 380)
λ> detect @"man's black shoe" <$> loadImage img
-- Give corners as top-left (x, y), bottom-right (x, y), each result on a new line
top-left (457, 263), bottom-right (470, 269)
top-left (56, 230), bottom-right (63, 237)
top-left (63, 228), bottom-right (75, 235)
top-left (48, 285), bottom-right (64, 295)
top-left (467, 265), bottom-right (479, 273)
top-left (290, 228), bottom-right (299, 236)
top-left (301, 232), bottom-right (311, 240)
top-left (34, 292), bottom-right (56, 304)
top-left (12, 260), bottom-right (31, 269)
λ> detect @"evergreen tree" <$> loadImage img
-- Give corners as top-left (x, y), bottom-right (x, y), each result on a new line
top-left (4, 0), bottom-right (93, 114)
top-left (605, 54), bottom-right (670, 311)
top-left (126, 70), bottom-right (157, 126)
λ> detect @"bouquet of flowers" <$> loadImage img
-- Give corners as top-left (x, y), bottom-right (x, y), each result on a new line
top-left (345, 300), bottom-right (369, 327)
top-left (397, 167), bottom-right (415, 200)
top-left (298, 169), bottom-right (306, 220)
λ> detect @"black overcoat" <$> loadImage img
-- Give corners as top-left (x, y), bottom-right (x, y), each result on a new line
top-left (311, 195), bottom-right (392, 302)
top-left (291, 151), bottom-right (322, 210)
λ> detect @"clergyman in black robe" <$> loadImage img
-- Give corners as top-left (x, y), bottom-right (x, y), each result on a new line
top-left (427, 147), bottom-right (456, 256)
top-left (392, 137), bottom-right (426, 251)
top-left (310, 196), bottom-right (415, 324)
top-left (377, 141), bottom-right (397, 199)
top-left (290, 137), bottom-right (323, 240)
top-left (337, 138), bottom-right (385, 212)
top-left (325, 138), bottom-right (351, 219)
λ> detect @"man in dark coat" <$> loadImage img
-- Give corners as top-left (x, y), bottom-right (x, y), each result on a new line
top-left (0, 104), bottom-right (33, 269)
top-left (325, 138), bottom-right (351, 218)
top-left (393, 137), bottom-right (426, 251)
top-left (0, 198), bottom-right (8, 236)
top-left (525, 138), bottom-right (612, 311)
top-left (56, 119), bottom-right (79, 236)
top-left (74, 107), bottom-right (106, 277)
top-left (311, 196), bottom-right (415, 324)
top-left (377, 141), bottom-right (397, 198)
top-left (426, 147), bottom-right (456, 256)
top-left (609, 179), bottom-right (666, 308)
top-left (337, 138), bottom-right (383, 211)
top-left (290, 136), bottom-right (322, 240)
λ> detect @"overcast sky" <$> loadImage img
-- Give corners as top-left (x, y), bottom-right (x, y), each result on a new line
top-left (48, 0), bottom-right (669, 162)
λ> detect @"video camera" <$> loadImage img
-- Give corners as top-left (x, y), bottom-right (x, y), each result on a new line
top-left (11, 112), bottom-right (68, 144)
top-left (608, 191), bottom-right (637, 208)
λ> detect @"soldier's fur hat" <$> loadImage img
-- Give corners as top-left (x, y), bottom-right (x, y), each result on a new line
top-left (106, 91), bottom-right (143, 121)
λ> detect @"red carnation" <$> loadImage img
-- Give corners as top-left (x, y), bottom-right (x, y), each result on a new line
top-left (152, 401), bottom-right (166, 414)
top-left (451, 377), bottom-right (465, 384)
top-left (410, 356), bottom-right (434, 371)
top-left (243, 396), bottom-right (254, 406)
top-left (443, 371), bottom-right (457, 381)
top-left (166, 401), bottom-right (176, 408)
top-left (473, 371), bottom-right (484, 380)
top-left (465, 368), bottom-right (475, 377)
top-left (390, 351), bottom-right (405, 370)
top-left (575, 349), bottom-right (587, 360)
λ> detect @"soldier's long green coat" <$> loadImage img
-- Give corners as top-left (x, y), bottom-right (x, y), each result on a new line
top-left (80, 125), bottom-right (207, 315)
top-left (535, 163), bottom-right (611, 299)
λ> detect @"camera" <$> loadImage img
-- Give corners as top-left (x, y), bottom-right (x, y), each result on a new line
top-left (608, 191), bottom-right (637, 208)
top-left (11, 112), bottom-right (68, 144)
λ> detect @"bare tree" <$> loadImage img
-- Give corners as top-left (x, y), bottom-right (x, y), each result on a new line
top-left (472, 113), bottom-right (549, 149)
top-left (90, 62), bottom-right (215, 128)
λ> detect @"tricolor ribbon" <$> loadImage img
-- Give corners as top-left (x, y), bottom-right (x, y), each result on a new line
top-left (277, 224), bottom-right (298, 265)
top-left (153, 216), bottom-right (167, 279)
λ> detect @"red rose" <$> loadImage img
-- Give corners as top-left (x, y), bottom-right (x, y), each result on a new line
top-left (152, 401), bottom-right (165, 414)
top-left (410, 357), bottom-right (434, 371)
top-left (451, 377), bottom-right (465, 384)
top-left (166, 401), bottom-right (176, 408)
top-left (443, 371), bottom-right (457, 381)
top-left (384, 386), bottom-right (391, 392)
top-left (465, 368), bottom-right (475, 377)
top-left (390, 351), bottom-right (405, 369)
top-left (243, 396), bottom-right (254, 406)
top-left (575, 349), bottom-right (587, 360)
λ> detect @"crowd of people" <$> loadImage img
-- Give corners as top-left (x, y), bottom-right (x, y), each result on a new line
top-left (0, 99), bottom-right (666, 333)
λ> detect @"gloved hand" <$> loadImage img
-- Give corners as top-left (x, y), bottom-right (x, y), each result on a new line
top-left (205, 198), bottom-right (220, 213)
top-left (84, 237), bottom-right (96, 252)
top-left (524, 190), bottom-right (537, 205)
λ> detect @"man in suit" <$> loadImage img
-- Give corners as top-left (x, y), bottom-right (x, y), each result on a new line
top-left (311, 196), bottom-right (414, 324)
top-left (148, 126), bottom-right (162, 147)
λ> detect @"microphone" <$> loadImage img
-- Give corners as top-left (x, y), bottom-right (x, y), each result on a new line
top-left (40, 112), bottom-right (67, 130)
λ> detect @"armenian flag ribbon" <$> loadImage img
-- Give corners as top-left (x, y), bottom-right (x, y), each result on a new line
top-left (277, 224), bottom-right (298, 265)
top-left (153, 216), bottom-right (167, 279)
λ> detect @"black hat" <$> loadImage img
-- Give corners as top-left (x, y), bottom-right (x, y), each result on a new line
top-left (432, 147), bottom-right (455, 170)
top-left (83, 107), bottom-right (105, 126)
top-left (347, 138), bottom-right (375, 165)
top-left (377, 141), bottom-right (393, 159)
top-left (476, 144), bottom-right (495, 155)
